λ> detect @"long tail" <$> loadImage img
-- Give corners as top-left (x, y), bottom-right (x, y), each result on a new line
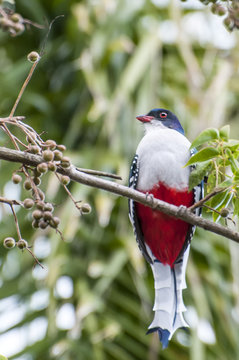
top-left (147, 246), bottom-right (190, 348)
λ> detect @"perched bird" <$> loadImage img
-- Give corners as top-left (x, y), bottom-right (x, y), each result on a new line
top-left (129, 108), bottom-right (203, 348)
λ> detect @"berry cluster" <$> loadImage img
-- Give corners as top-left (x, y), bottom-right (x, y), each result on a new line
top-left (0, 11), bottom-right (25, 36)
top-left (11, 137), bottom-right (71, 232)
top-left (3, 237), bottom-right (28, 250)
top-left (180, 0), bottom-right (239, 31)
top-left (2, 128), bottom-right (92, 263)
top-left (208, 0), bottom-right (239, 31)
top-left (225, 2), bottom-right (239, 30)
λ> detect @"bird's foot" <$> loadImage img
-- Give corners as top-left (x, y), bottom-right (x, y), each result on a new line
top-left (145, 192), bottom-right (157, 209)
top-left (178, 205), bottom-right (187, 216)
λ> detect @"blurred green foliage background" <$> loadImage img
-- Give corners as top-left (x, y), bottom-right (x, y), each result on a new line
top-left (0, 0), bottom-right (239, 359)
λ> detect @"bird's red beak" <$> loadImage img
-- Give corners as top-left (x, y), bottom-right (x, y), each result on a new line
top-left (136, 115), bottom-right (154, 123)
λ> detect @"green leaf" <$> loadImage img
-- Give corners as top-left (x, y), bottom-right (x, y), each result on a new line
top-left (223, 140), bottom-right (239, 151)
top-left (209, 190), bottom-right (229, 209)
top-left (234, 174), bottom-right (239, 183)
top-left (233, 197), bottom-right (239, 217)
top-left (190, 128), bottom-right (219, 149)
top-left (186, 147), bottom-right (220, 166)
top-left (219, 125), bottom-right (230, 141)
top-left (189, 161), bottom-right (212, 191)
top-left (228, 157), bottom-right (239, 174)
top-left (218, 178), bottom-right (233, 188)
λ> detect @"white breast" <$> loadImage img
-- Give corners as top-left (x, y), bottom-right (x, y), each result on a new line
top-left (136, 128), bottom-right (191, 191)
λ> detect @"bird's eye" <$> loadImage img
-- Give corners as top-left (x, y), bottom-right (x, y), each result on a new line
top-left (160, 112), bottom-right (167, 119)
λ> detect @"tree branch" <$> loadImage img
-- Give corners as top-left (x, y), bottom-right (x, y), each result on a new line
top-left (0, 146), bottom-right (239, 243)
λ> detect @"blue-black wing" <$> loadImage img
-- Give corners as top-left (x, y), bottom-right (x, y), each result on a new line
top-left (176, 148), bottom-right (204, 261)
top-left (128, 154), bottom-right (152, 264)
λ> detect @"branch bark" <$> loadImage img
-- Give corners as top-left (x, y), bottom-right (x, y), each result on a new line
top-left (0, 146), bottom-right (239, 243)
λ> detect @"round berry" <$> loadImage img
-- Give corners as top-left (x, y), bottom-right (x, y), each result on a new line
top-left (3, 237), bottom-right (16, 249)
top-left (211, 4), bottom-right (217, 14)
top-left (34, 169), bottom-right (42, 178)
top-left (0, 17), bottom-right (12, 30)
top-left (23, 198), bottom-right (34, 209)
top-left (12, 174), bottom-right (22, 184)
top-left (224, 17), bottom-right (234, 31)
top-left (32, 210), bottom-right (43, 220)
top-left (50, 216), bottom-right (60, 228)
top-left (217, 5), bottom-right (226, 16)
top-left (81, 203), bottom-right (92, 214)
top-left (61, 157), bottom-right (71, 168)
top-left (29, 145), bottom-right (40, 154)
top-left (33, 177), bottom-right (41, 186)
top-left (45, 140), bottom-right (56, 150)
top-left (60, 175), bottom-right (70, 186)
top-left (57, 144), bottom-right (66, 152)
top-left (36, 201), bottom-right (45, 210)
top-left (53, 150), bottom-right (63, 161)
top-left (48, 162), bottom-right (57, 172)
top-left (11, 13), bottom-right (23, 23)
top-left (17, 239), bottom-right (28, 250)
top-left (43, 211), bottom-right (53, 221)
top-left (14, 23), bottom-right (25, 35)
top-left (44, 203), bottom-right (53, 212)
top-left (32, 220), bottom-right (39, 228)
top-left (27, 51), bottom-right (40, 63)
top-left (61, 156), bottom-right (71, 163)
top-left (37, 163), bottom-right (48, 173)
top-left (39, 220), bottom-right (48, 229)
top-left (24, 179), bottom-right (32, 191)
top-left (43, 150), bottom-right (54, 162)
top-left (220, 208), bottom-right (230, 218)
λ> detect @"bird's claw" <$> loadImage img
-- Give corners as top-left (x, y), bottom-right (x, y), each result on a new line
top-left (178, 205), bottom-right (187, 216)
top-left (145, 192), bottom-right (157, 208)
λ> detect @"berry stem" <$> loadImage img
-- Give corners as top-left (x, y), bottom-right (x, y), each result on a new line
top-left (10, 204), bottom-right (22, 241)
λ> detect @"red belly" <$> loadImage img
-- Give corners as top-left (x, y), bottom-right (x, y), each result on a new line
top-left (135, 183), bottom-right (194, 267)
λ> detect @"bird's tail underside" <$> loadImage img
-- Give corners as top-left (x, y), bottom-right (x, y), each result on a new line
top-left (147, 246), bottom-right (190, 349)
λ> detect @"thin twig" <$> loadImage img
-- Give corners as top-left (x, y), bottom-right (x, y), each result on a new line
top-left (77, 167), bottom-right (122, 180)
top-left (10, 204), bottom-right (22, 241)
top-left (203, 204), bottom-right (221, 215)
top-left (188, 187), bottom-right (229, 211)
top-left (39, 15), bottom-right (64, 56)
top-left (214, 159), bottom-right (219, 187)
top-left (203, 204), bottom-right (236, 226)
top-left (1, 123), bottom-right (20, 149)
top-left (13, 136), bottom-right (29, 149)
top-left (26, 247), bottom-right (44, 269)
top-left (0, 197), bottom-right (22, 206)
top-left (9, 60), bottom-right (40, 118)
top-left (6, 18), bottom-right (63, 119)
top-left (55, 172), bottom-right (81, 211)
top-left (7, 16), bottom-right (62, 117)
top-left (23, 18), bottom-right (45, 30)
top-left (0, 116), bottom-right (25, 122)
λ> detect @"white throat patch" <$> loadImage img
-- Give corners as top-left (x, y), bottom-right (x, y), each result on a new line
top-left (136, 128), bottom-right (191, 191)
top-left (143, 120), bottom-right (167, 133)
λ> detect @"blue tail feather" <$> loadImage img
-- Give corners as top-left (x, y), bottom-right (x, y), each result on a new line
top-left (158, 328), bottom-right (170, 349)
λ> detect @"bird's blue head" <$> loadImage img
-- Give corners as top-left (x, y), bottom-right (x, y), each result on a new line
top-left (136, 108), bottom-right (184, 135)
